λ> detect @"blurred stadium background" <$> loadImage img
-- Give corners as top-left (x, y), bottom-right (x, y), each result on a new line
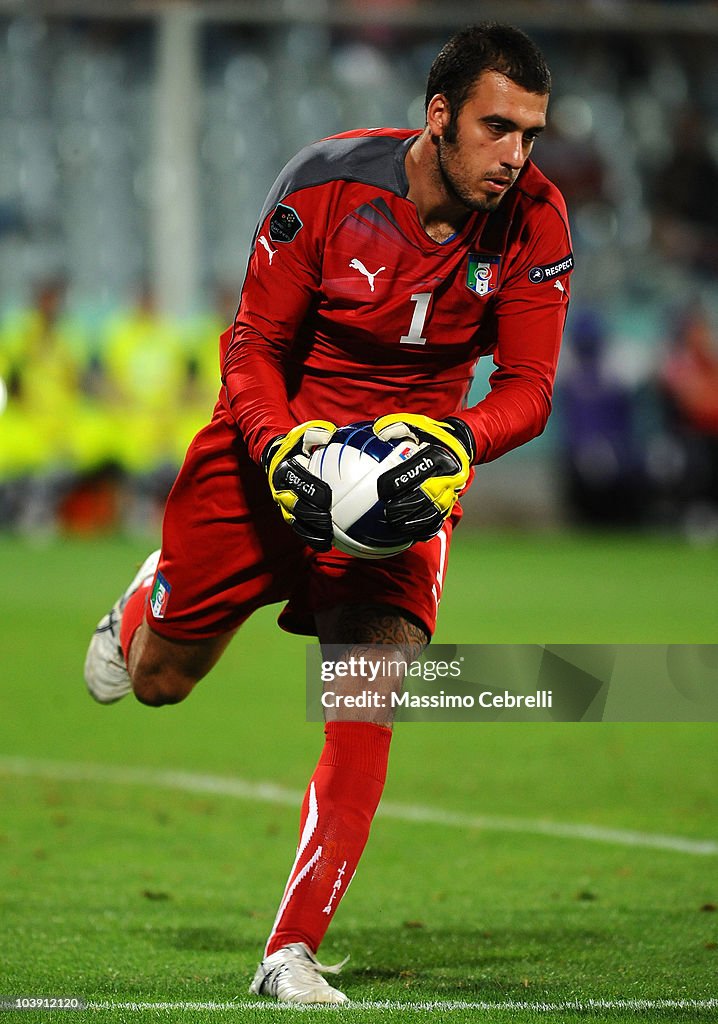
top-left (1, 0), bottom-right (718, 540)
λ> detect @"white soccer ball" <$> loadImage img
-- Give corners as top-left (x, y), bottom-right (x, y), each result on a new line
top-left (308, 421), bottom-right (420, 559)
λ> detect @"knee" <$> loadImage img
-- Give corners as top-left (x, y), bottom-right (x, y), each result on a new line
top-left (131, 663), bottom-right (196, 707)
top-left (126, 624), bottom-right (221, 707)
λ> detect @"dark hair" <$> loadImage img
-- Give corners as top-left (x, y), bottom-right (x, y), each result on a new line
top-left (425, 23), bottom-right (551, 135)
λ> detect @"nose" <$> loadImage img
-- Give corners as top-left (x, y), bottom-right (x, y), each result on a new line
top-left (501, 132), bottom-right (527, 170)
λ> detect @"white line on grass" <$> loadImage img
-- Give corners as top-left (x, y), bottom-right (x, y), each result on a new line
top-left (87, 998), bottom-right (718, 1013)
top-left (1, 755), bottom-right (716, 857)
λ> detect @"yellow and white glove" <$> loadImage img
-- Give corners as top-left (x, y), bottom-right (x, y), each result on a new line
top-left (373, 413), bottom-right (475, 542)
top-left (262, 420), bottom-right (337, 550)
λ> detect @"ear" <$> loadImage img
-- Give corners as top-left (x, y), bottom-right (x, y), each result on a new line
top-left (426, 93), bottom-right (451, 139)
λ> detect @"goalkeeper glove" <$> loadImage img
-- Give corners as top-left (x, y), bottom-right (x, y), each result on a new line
top-left (263, 420), bottom-right (337, 551)
top-left (373, 413), bottom-right (475, 542)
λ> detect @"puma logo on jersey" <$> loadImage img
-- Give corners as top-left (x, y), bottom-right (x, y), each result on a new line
top-left (349, 258), bottom-right (386, 292)
top-left (258, 235), bottom-right (277, 265)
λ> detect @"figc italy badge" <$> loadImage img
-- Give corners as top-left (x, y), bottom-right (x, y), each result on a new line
top-left (466, 253), bottom-right (501, 296)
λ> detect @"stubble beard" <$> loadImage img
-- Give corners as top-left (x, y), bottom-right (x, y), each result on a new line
top-left (437, 136), bottom-right (505, 215)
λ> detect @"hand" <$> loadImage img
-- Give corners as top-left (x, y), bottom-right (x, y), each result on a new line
top-left (263, 420), bottom-right (337, 550)
top-left (373, 413), bottom-right (475, 542)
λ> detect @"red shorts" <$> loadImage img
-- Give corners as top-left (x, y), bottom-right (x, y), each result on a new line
top-left (147, 403), bottom-right (460, 640)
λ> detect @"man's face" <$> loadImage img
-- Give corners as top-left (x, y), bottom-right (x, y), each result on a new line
top-left (434, 71), bottom-right (548, 213)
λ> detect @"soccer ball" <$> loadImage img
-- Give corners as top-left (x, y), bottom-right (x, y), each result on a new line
top-left (308, 421), bottom-right (420, 559)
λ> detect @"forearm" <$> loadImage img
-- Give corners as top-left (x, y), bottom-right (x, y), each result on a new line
top-left (461, 371), bottom-right (553, 464)
top-left (461, 281), bottom-right (567, 464)
top-left (221, 323), bottom-right (294, 463)
top-left (220, 181), bottom-right (325, 462)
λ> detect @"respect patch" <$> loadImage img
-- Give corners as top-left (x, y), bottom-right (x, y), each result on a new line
top-left (528, 253), bottom-right (574, 283)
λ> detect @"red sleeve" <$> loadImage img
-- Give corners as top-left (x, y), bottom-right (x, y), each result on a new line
top-left (462, 197), bottom-right (572, 463)
top-left (221, 188), bottom-right (329, 463)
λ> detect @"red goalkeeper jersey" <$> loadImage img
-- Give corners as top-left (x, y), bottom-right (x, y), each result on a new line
top-left (220, 127), bottom-right (573, 465)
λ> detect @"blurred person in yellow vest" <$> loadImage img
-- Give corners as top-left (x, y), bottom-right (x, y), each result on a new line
top-left (175, 282), bottom-right (236, 464)
top-left (100, 283), bottom-right (186, 477)
top-left (0, 278), bottom-right (91, 527)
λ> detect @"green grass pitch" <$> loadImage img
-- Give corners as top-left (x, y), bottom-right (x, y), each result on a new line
top-left (1, 530), bottom-right (716, 1023)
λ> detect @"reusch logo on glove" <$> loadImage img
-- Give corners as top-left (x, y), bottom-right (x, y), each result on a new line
top-left (286, 468), bottom-right (317, 497)
top-left (392, 455), bottom-right (436, 487)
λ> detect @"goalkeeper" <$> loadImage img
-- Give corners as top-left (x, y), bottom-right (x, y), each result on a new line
top-left (84, 22), bottom-right (572, 1005)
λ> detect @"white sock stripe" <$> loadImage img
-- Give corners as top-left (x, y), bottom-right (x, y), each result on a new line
top-left (265, 781), bottom-right (320, 952)
top-left (297, 781), bottom-right (319, 861)
top-left (274, 781), bottom-right (319, 913)
top-left (266, 843), bottom-right (323, 952)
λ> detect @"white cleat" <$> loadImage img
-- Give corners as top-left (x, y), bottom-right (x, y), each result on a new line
top-left (83, 550), bottom-right (160, 704)
top-left (249, 942), bottom-right (349, 1005)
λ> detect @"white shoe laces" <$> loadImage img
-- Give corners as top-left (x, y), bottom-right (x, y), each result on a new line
top-left (263, 943), bottom-right (349, 1000)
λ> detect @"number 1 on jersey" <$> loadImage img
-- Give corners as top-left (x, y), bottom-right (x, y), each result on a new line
top-left (399, 292), bottom-right (431, 346)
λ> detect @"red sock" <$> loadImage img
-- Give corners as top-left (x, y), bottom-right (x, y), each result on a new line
top-left (265, 720), bottom-right (392, 956)
top-left (119, 583), bottom-right (152, 663)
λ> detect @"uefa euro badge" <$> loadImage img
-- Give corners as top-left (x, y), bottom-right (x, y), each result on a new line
top-left (466, 253), bottom-right (501, 296)
top-left (269, 203), bottom-right (304, 244)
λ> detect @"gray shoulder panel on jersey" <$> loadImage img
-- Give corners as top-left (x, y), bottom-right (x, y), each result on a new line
top-left (253, 133), bottom-right (415, 244)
